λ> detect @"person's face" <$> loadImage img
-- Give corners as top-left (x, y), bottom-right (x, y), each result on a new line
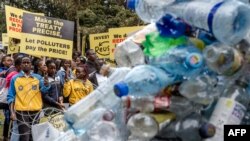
top-left (47, 63), bottom-right (56, 76)
top-left (38, 61), bottom-right (47, 73)
top-left (3, 56), bottom-right (13, 67)
top-left (76, 57), bottom-right (81, 65)
top-left (64, 60), bottom-right (71, 69)
top-left (100, 65), bottom-right (110, 76)
top-left (75, 67), bottom-right (86, 79)
top-left (21, 58), bottom-right (31, 73)
top-left (88, 50), bottom-right (98, 61)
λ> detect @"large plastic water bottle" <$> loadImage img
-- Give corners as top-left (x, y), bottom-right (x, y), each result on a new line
top-left (167, 0), bottom-right (250, 45)
top-left (153, 112), bottom-right (216, 141)
top-left (205, 77), bottom-right (250, 141)
top-left (148, 45), bottom-right (204, 77)
top-left (203, 43), bottom-right (243, 76)
top-left (126, 0), bottom-right (190, 23)
top-left (114, 65), bottom-right (181, 97)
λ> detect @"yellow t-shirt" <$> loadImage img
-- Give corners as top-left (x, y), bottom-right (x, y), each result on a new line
top-left (63, 79), bottom-right (93, 105)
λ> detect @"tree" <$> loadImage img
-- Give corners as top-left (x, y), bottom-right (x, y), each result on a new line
top-left (0, 0), bottom-right (144, 50)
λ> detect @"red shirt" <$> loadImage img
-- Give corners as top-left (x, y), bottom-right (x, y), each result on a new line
top-left (5, 71), bottom-right (18, 88)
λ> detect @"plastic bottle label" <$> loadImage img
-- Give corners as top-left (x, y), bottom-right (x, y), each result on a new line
top-left (184, 1), bottom-right (215, 31)
top-left (205, 98), bottom-right (246, 141)
top-left (183, 1), bottom-right (224, 32)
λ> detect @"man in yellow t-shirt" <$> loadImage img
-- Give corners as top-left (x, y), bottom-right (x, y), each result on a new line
top-left (7, 57), bottom-right (50, 141)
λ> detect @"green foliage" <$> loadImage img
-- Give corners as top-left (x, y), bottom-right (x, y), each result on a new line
top-left (0, 10), bottom-right (6, 36)
top-left (0, 0), bottom-right (144, 35)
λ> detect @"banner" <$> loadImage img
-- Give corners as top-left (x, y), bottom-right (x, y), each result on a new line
top-left (20, 13), bottom-right (74, 60)
top-left (109, 26), bottom-right (144, 63)
top-left (5, 5), bottom-right (44, 54)
top-left (89, 33), bottom-right (109, 60)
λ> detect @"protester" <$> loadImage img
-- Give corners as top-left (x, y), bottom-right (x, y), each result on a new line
top-left (42, 60), bottom-right (64, 110)
top-left (63, 65), bottom-right (93, 106)
top-left (89, 59), bottom-right (107, 89)
top-left (0, 55), bottom-right (13, 141)
top-left (0, 55), bottom-right (13, 77)
top-left (34, 59), bottom-right (47, 77)
top-left (75, 56), bottom-right (86, 66)
top-left (5, 57), bottom-right (23, 141)
top-left (86, 49), bottom-right (99, 75)
top-left (56, 59), bottom-right (74, 86)
top-left (7, 57), bottom-right (50, 141)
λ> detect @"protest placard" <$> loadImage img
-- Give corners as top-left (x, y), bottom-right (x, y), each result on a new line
top-left (20, 13), bottom-right (74, 60)
top-left (109, 26), bottom-right (144, 63)
top-left (5, 5), bottom-right (44, 54)
top-left (89, 33), bottom-right (110, 60)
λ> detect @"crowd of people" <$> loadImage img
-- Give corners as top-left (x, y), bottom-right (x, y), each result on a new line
top-left (0, 49), bottom-right (113, 141)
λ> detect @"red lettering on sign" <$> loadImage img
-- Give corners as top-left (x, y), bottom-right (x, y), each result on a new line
top-left (9, 17), bottom-right (22, 23)
top-left (112, 38), bottom-right (125, 44)
top-left (9, 26), bottom-right (21, 32)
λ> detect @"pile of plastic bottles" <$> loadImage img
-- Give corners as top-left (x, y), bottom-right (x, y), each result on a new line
top-left (60, 0), bottom-right (250, 141)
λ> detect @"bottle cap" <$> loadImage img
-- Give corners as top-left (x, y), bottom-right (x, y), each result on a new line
top-left (126, 0), bottom-right (137, 10)
top-left (114, 82), bottom-right (129, 97)
top-left (199, 123), bottom-right (216, 138)
top-left (185, 53), bottom-right (203, 68)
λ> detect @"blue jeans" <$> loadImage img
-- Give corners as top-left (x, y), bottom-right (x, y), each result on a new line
top-left (10, 120), bottom-right (19, 141)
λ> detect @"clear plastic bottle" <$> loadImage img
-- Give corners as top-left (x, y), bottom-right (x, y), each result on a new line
top-left (148, 45), bottom-right (204, 77)
top-left (71, 108), bottom-right (115, 135)
top-left (127, 113), bottom-right (159, 140)
top-left (86, 121), bottom-right (121, 141)
top-left (178, 74), bottom-right (219, 105)
top-left (167, 96), bottom-right (203, 119)
top-left (203, 43), bottom-right (243, 76)
top-left (115, 23), bottom-right (157, 67)
top-left (205, 77), bottom-right (250, 141)
top-left (126, 0), bottom-right (190, 23)
top-left (115, 39), bottom-right (145, 67)
top-left (153, 112), bottom-right (216, 141)
top-left (122, 95), bottom-right (170, 113)
top-left (167, 0), bottom-right (250, 45)
top-left (114, 65), bottom-right (181, 97)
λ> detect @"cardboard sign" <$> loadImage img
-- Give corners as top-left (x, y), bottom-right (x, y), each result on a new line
top-left (89, 33), bottom-right (110, 60)
top-left (20, 13), bottom-right (74, 60)
top-left (109, 26), bottom-right (144, 63)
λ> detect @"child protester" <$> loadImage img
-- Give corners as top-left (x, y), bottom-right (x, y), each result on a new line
top-left (42, 60), bottom-right (65, 110)
top-left (63, 65), bottom-right (93, 106)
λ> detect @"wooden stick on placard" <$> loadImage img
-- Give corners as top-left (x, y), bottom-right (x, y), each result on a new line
top-left (42, 56), bottom-right (46, 64)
